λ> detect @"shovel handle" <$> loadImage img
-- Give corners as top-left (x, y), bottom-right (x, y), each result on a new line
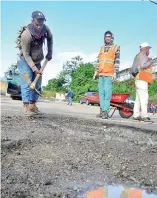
top-left (30, 59), bottom-right (48, 90)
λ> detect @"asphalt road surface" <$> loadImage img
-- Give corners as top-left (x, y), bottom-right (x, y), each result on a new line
top-left (1, 97), bottom-right (157, 131)
top-left (1, 97), bottom-right (157, 198)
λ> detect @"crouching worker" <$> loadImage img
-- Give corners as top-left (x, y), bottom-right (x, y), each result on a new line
top-left (131, 42), bottom-right (153, 123)
top-left (17, 11), bottom-right (53, 117)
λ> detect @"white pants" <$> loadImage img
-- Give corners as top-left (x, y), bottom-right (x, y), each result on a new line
top-left (133, 80), bottom-right (148, 118)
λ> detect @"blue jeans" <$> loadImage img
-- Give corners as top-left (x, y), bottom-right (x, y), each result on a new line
top-left (98, 76), bottom-right (112, 112)
top-left (18, 58), bottom-right (42, 103)
top-left (68, 97), bottom-right (72, 105)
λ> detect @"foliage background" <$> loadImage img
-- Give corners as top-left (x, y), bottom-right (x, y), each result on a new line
top-left (43, 56), bottom-right (157, 102)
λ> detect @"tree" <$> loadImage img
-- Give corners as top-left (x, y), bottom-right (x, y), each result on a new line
top-left (63, 55), bottom-right (83, 74)
top-left (45, 71), bottom-right (67, 92)
top-left (4, 63), bottom-right (19, 78)
top-left (70, 63), bottom-right (98, 99)
top-left (63, 56), bottom-right (83, 85)
top-left (45, 56), bottom-right (84, 93)
top-left (71, 55), bottom-right (83, 68)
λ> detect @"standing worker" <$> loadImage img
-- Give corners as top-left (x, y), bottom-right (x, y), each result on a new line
top-left (131, 42), bottom-right (153, 123)
top-left (93, 31), bottom-right (120, 119)
top-left (17, 11), bottom-right (53, 117)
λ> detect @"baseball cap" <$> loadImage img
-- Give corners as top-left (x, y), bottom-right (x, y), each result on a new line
top-left (140, 42), bottom-right (151, 49)
top-left (32, 11), bottom-right (46, 21)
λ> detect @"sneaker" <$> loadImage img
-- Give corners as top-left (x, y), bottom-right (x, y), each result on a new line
top-left (133, 116), bottom-right (142, 122)
top-left (141, 117), bottom-right (154, 123)
top-left (102, 111), bottom-right (108, 119)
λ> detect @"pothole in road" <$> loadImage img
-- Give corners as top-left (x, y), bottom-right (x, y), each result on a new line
top-left (1, 115), bottom-right (157, 198)
top-left (78, 184), bottom-right (157, 198)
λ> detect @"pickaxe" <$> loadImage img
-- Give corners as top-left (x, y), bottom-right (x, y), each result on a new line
top-left (22, 59), bottom-right (48, 97)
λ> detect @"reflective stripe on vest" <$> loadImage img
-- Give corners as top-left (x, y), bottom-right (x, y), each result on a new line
top-left (104, 59), bottom-right (115, 64)
top-left (98, 59), bottom-right (114, 64)
top-left (112, 45), bottom-right (119, 52)
top-left (145, 67), bottom-right (152, 74)
top-left (98, 44), bottom-right (118, 64)
top-left (98, 44), bottom-right (119, 74)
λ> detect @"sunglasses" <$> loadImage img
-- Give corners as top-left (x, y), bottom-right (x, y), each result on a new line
top-left (104, 36), bottom-right (112, 38)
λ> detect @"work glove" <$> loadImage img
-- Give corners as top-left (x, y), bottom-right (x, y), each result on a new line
top-left (45, 54), bottom-right (52, 61)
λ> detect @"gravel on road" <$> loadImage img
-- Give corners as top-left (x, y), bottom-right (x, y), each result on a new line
top-left (1, 113), bottom-right (157, 198)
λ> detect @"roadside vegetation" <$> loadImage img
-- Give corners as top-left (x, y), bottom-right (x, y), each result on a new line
top-left (43, 56), bottom-right (157, 102)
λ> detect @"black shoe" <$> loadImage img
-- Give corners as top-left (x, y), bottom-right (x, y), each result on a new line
top-left (133, 116), bottom-right (142, 122)
top-left (141, 117), bottom-right (154, 123)
top-left (96, 108), bottom-right (103, 118)
top-left (102, 111), bottom-right (108, 119)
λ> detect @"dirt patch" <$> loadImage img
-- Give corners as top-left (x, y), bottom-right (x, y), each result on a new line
top-left (1, 114), bottom-right (157, 198)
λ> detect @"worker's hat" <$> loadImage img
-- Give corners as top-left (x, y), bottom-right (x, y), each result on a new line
top-left (140, 42), bottom-right (151, 49)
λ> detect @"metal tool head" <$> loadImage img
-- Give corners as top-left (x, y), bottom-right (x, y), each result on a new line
top-left (35, 88), bottom-right (42, 97)
top-left (22, 73), bottom-right (31, 85)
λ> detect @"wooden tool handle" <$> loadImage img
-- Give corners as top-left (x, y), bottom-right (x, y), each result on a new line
top-left (30, 59), bottom-right (48, 90)
top-left (30, 74), bottom-right (41, 90)
top-left (40, 59), bottom-right (49, 73)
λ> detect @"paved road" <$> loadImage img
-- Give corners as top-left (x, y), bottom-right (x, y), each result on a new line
top-left (1, 97), bottom-right (157, 197)
top-left (1, 97), bottom-right (157, 132)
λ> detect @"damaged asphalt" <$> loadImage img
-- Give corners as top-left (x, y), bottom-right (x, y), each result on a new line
top-left (1, 110), bottom-right (157, 198)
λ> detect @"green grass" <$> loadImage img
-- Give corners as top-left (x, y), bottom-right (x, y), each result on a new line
top-left (149, 94), bottom-right (157, 103)
top-left (42, 90), bottom-right (56, 98)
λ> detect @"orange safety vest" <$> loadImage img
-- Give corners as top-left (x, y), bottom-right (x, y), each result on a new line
top-left (85, 187), bottom-right (108, 198)
top-left (135, 54), bottom-right (153, 84)
top-left (121, 188), bottom-right (142, 198)
top-left (98, 44), bottom-right (120, 76)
